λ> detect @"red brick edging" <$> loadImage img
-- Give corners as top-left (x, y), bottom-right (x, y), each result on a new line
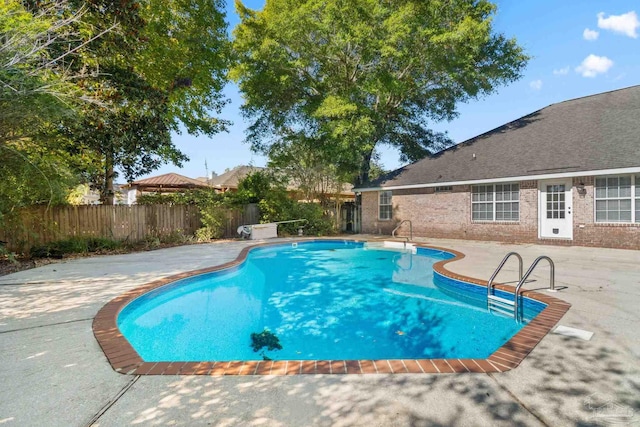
top-left (92, 240), bottom-right (570, 375)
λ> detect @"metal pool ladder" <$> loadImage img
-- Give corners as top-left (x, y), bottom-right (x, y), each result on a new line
top-left (392, 220), bottom-right (413, 242)
top-left (487, 253), bottom-right (555, 321)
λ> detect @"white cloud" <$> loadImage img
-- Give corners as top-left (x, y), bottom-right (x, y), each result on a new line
top-left (583, 28), bottom-right (599, 40)
top-left (575, 54), bottom-right (614, 77)
top-left (553, 66), bottom-right (570, 75)
top-left (597, 11), bottom-right (639, 38)
top-left (529, 80), bottom-right (543, 90)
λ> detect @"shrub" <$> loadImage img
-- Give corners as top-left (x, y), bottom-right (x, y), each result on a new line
top-left (136, 189), bottom-right (225, 206)
top-left (0, 243), bottom-right (18, 265)
top-left (30, 236), bottom-right (123, 258)
top-left (259, 193), bottom-right (335, 236)
top-left (196, 204), bottom-right (228, 241)
top-left (158, 231), bottom-right (191, 245)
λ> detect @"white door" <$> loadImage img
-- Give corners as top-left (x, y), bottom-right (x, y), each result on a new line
top-left (539, 179), bottom-right (573, 239)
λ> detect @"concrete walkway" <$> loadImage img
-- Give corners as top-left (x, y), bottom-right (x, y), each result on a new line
top-left (0, 237), bottom-right (638, 426)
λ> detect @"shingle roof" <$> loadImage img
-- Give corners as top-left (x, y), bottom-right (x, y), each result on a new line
top-left (210, 166), bottom-right (264, 189)
top-left (126, 173), bottom-right (211, 189)
top-left (362, 85), bottom-right (640, 189)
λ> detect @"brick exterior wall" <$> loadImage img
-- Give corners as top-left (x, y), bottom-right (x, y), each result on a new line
top-left (361, 176), bottom-right (640, 250)
top-left (570, 176), bottom-right (640, 249)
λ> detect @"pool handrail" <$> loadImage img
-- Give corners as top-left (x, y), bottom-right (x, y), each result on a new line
top-left (514, 255), bottom-right (555, 320)
top-left (392, 220), bottom-right (413, 242)
top-left (487, 252), bottom-right (523, 298)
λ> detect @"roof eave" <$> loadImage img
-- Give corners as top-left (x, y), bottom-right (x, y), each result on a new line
top-left (355, 166), bottom-right (640, 192)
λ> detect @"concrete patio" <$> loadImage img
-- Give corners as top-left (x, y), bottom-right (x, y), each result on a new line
top-left (0, 237), bottom-right (638, 426)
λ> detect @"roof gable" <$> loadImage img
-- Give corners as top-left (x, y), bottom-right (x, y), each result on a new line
top-left (128, 173), bottom-right (211, 189)
top-left (210, 166), bottom-right (264, 189)
top-left (363, 85), bottom-right (640, 189)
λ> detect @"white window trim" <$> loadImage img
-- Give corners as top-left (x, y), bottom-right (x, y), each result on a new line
top-left (471, 183), bottom-right (520, 222)
top-left (594, 174), bottom-right (639, 224)
top-left (378, 190), bottom-right (393, 221)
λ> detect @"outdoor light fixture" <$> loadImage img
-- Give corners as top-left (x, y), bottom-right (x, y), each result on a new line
top-left (576, 182), bottom-right (587, 195)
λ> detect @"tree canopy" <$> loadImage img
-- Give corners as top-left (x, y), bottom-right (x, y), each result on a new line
top-left (1, 0), bottom-right (232, 211)
top-left (232, 0), bottom-right (529, 184)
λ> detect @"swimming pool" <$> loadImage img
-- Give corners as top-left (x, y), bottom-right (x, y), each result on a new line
top-left (117, 240), bottom-right (545, 363)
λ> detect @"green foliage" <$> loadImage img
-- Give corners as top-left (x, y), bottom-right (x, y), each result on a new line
top-left (250, 329), bottom-right (282, 360)
top-left (0, 1), bottom-right (96, 219)
top-left (235, 170), bottom-right (284, 204)
top-left (230, 169), bottom-right (335, 236)
top-left (142, 231), bottom-right (192, 248)
top-left (27, 232), bottom-right (193, 258)
top-left (0, 144), bottom-right (81, 226)
top-left (135, 193), bottom-right (181, 205)
top-left (0, 243), bottom-right (18, 265)
top-left (134, 172), bottom-right (337, 240)
top-left (135, 0), bottom-right (231, 136)
top-left (2, 0), bottom-right (232, 205)
top-left (196, 204), bottom-right (228, 241)
top-left (60, 65), bottom-right (187, 202)
top-left (0, 1), bottom-right (80, 133)
top-left (30, 237), bottom-right (123, 258)
top-left (267, 136), bottom-right (353, 204)
top-left (232, 0), bottom-right (528, 184)
top-left (136, 189), bottom-right (225, 206)
top-left (135, 189), bottom-right (231, 241)
top-left (259, 194), bottom-right (335, 236)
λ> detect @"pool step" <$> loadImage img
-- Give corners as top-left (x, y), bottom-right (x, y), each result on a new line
top-left (487, 294), bottom-right (516, 318)
top-left (364, 241), bottom-right (417, 254)
top-left (488, 294), bottom-right (514, 307)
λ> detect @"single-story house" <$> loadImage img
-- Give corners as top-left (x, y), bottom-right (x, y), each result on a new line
top-left (210, 165), bottom-right (263, 193)
top-left (355, 85), bottom-right (640, 250)
top-left (123, 173), bottom-right (213, 204)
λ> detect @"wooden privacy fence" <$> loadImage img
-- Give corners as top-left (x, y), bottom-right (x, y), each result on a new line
top-left (0, 204), bottom-right (260, 252)
top-left (220, 203), bottom-right (260, 238)
top-left (0, 205), bottom-right (201, 252)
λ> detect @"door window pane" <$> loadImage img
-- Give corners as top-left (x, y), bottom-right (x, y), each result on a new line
top-left (546, 184), bottom-right (565, 220)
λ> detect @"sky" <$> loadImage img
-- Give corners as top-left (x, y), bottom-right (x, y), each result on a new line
top-left (138, 0), bottom-right (640, 180)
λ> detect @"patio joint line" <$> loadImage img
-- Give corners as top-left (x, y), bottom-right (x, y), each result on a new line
top-left (84, 375), bottom-right (139, 427)
top-left (0, 317), bottom-right (94, 334)
top-left (0, 281), bottom-right (53, 286)
top-left (487, 373), bottom-right (551, 427)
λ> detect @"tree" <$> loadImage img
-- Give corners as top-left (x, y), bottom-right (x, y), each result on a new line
top-left (50, 0), bottom-right (231, 203)
top-left (134, 0), bottom-right (231, 136)
top-left (267, 135), bottom-right (350, 205)
top-left (59, 67), bottom-right (187, 204)
top-left (0, 1), bottom-right (114, 221)
top-left (0, 0), bottom-right (113, 141)
top-left (232, 0), bottom-right (528, 185)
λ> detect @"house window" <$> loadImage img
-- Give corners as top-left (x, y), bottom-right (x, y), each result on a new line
top-left (435, 186), bottom-right (452, 193)
top-left (379, 190), bottom-right (392, 220)
top-left (595, 175), bottom-right (639, 223)
top-left (472, 183), bottom-right (519, 221)
top-left (472, 185), bottom-right (493, 220)
top-left (636, 175), bottom-right (640, 222)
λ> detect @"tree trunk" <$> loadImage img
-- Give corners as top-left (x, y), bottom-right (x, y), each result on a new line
top-left (356, 150), bottom-right (373, 187)
top-left (101, 149), bottom-right (115, 205)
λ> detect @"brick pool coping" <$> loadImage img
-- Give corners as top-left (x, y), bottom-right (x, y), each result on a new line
top-left (92, 239), bottom-right (571, 375)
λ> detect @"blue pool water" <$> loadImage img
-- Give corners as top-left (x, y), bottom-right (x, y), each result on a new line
top-left (118, 241), bottom-right (545, 362)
